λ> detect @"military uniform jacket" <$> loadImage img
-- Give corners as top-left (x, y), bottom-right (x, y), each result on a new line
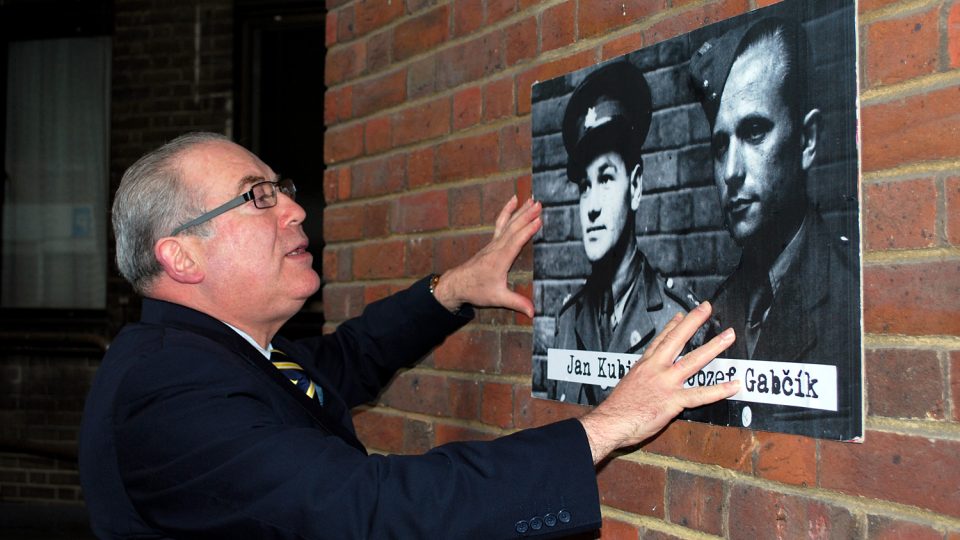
top-left (551, 251), bottom-right (695, 405)
top-left (683, 210), bottom-right (862, 440)
top-left (79, 276), bottom-right (602, 539)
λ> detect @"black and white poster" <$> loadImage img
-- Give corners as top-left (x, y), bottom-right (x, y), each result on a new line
top-left (531, 0), bottom-right (863, 441)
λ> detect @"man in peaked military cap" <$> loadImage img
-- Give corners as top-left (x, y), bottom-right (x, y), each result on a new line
top-left (685, 16), bottom-right (862, 440)
top-left (550, 61), bottom-right (699, 406)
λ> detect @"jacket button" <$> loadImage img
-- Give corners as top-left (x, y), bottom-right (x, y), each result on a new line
top-left (544, 513), bottom-right (557, 527)
top-left (515, 520), bottom-right (529, 534)
top-left (558, 509), bottom-right (571, 523)
top-left (530, 517), bottom-right (543, 530)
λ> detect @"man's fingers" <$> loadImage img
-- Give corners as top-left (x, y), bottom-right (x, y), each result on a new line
top-left (679, 379), bottom-right (740, 409)
top-left (493, 195), bottom-right (519, 236)
top-left (643, 312), bottom-right (684, 358)
top-left (651, 301), bottom-right (714, 363)
top-left (672, 327), bottom-right (735, 378)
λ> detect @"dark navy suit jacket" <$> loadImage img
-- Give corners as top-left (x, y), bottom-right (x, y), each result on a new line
top-left (80, 277), bottom-right (601, 539)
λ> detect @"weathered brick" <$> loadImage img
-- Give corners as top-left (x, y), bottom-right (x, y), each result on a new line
top-left (602, 32), bottom-right (646, 61)
top-left (483, 76), bottom-right (515, 122)
top-left (500, 121), bottom-right (532, 171)
top-left (381, 370), bottom-right (450, 416)
top-left (448, 378), bottom-right (482, 420)
top-left (453, 86), bottom-right (482, 131)
top-left (434, 319), bottom-right (499, 366)
top-left (351, 154), bottom-right (406, 198)
top-left (435, 232), bottom-right (489, 272)
top-left (394, 5), bottom-right (450, 61)
top-left (728, 484), bottom-right (862, 540)
top-left (434, 422), bottom-right (496, 445)
top-left (666, 470), bottom-right (723, 535)
top-left (600, 518), bottom-right (641, 539)
top-left (864, 178), bottom-right (938, 250)
top-left (325, 41), bottom-right (366, 86)
top-left (365, 30), bottom-right (392, 74)
top-left (861, 86), bottom-right (960, 172)
top-left (363, 201), bottom-right (392, 238)
top-left (642, 0), bottom-right (750, 45)
top-left (437, 32), bottom-right (504, 90)
top-left (542, 1), bottom-right (576, 54)
top-left (449, 184), bottom-right (483, 228)
top-left (755, 431), bottom-right (816, 487)
top-left (354, 0), bottom-right (404, 36)
top-left (324, 204), bottom-right (365, 242)
top-left (453, 0), bottom-right (483, 38)
top-left (392, 96), bottom-right (451, 147)
top-left (642, 420), bottom-right (753, 472)
top-left (517, 51), bottom-right (596, 115)
top-left (407, 146), bottom-right (435, 188)
top-left (866, 349), bottom-right (944, 419)
top-left (863, 261), bottom-right (960, 335)
top-left (504, 16), bottom-right (538, 66)
top-left (501, 330), bottom-right (532, 376)
top-left (821, 431), bottom-right (960, 518)
top-left (322, 284), bottom-right (364, 322)
top-left (579, 0), bottom-right (666, 40)
top-left (597, 459), bottom-right (666, 518)
top-left (325, 9), bottom-right (339, 47)
top-left (487, 0), bottom-right (517, 24)
top-left (324, 85), bottom-right (352, 125)
top-left (323, 123), bottom-right (364, 164)
top-left (435, 131), bottom-right (500, 183)
top-left (404, 236), bottom-right (434, 277)
top-left (353, 409), bottom-right (405, 452)
top-left (394, 190), bottom-right (449, 233)
top-left (865, 7), bottom-right (940, 87)
top-left (352, 240), bottom-right (405, 279)
top-left (953, 351), bottom-right (960, 422)
top-left (866, 515), bottom-right (943, 540)
top-left (353, 69), bottom-right (407, 118)
top-left (950, 2), bottom-right (960, 68)
top-left (407, 55), bottom-right (438, 99)
top-left (947, 177), bottom-right (960, 246)
top-left (480, 382), bottom-right (514, 429)
top-left (364, 116), bottom-right (392, 155)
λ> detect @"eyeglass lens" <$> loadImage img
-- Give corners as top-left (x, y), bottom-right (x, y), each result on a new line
top-left (252, 179), bottom-right (296, 209)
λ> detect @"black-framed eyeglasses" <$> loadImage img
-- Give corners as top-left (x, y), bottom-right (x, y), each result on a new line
top-left (169, 178), bottom-right (297, 236)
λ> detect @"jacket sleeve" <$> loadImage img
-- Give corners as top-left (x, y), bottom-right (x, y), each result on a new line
top-left (288, 275), bottom-right (473, 408)
top-left (115, 348), bottom-right (601, 539)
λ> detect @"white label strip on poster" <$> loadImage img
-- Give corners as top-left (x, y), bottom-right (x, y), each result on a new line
top-left (546, 349), bottom-right (838, 412)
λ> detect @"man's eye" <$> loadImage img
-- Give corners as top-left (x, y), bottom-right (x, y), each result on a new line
top-left (598, 172), bottom-right (615, 185)
top-left (739, 118), bottom-right (773, 144)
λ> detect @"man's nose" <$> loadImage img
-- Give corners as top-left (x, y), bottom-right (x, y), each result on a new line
top-left (277, 191), bottom-right (307, 226)
top-left (722, 139), bottom-right (745, 187)
top-left (587, 207), bottom-right (601, 223)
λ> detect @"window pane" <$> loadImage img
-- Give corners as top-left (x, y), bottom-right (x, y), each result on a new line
top-left (3, 37), bottom-right (110, 309)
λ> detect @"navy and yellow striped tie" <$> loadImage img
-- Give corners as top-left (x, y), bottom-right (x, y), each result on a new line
top-left (270, 349), bottom-right (324, 405)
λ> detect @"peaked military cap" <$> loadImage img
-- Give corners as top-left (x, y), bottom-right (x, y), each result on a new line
top-left (689, 16), bottom-right (805, 126)
top-left (562, 61), bottom-right (651, 184)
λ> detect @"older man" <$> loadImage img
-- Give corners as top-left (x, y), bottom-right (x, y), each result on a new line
top-left (79, 132), bottom-right (738, 538)
top-left (686, 17), bottom-right (861, 439)
top-left (551, 61), bottom-right (699, 406)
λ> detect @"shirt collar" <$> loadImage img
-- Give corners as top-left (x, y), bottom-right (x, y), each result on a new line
top-left (222, 322), bottom-right (272, 359)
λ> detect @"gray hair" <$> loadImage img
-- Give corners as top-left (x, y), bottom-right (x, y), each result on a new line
top-left (113, 132), bottom-right (230, 295)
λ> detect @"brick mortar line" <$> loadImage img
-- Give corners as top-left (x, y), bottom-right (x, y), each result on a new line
top-left (860, 69), bottom-right (960, 103)
top-left (864, 333), bottom-right (960, 348)
top-left (862, 161), bottom-right (960, 182)
top-left (616, 449), bottom-right (960, 529)
top-left (857, 0), bottom-right (944, 26)
top-left (865, 415), bottom-right (960, 439)
top-left (599, 506), bottom-right (721, 539)
top-left (353, 404), bottom-right (517, 437)
top-left (395, 365), bottom-right (534, 386)
top-left (322, 167), bottom-right (532, 209)
top-left (862, 246), bottom-right (960, 263)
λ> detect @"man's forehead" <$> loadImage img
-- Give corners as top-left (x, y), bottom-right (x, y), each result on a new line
top-left (715, 45), bottom-right (787, 126)
top-left (180, 141), bottom-right (275, 191)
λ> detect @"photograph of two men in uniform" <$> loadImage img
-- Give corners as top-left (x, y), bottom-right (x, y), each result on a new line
top-left (531, 0), bottom-right (863, 441)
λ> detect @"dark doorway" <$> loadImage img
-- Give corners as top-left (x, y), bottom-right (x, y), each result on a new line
top-left (235, 1), bottom-right (326, 329)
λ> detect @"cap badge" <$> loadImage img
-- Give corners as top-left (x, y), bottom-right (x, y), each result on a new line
top-left (584, 106), bottom-right (612, 129)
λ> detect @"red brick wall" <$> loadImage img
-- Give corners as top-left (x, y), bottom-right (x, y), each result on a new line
top-left (325, 0), bottom-right (960, 537)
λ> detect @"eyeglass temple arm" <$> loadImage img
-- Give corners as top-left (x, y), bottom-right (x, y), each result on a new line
top-left (168, 193), bottom-right (251, 236)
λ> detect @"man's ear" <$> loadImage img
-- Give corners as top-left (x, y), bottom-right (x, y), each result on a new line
top-left (629, 164), bottom-right (643, 211)
top-left (801, 108), bottom-right (821, 171)
top-left (154, 237), bottom-right (204, 284)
